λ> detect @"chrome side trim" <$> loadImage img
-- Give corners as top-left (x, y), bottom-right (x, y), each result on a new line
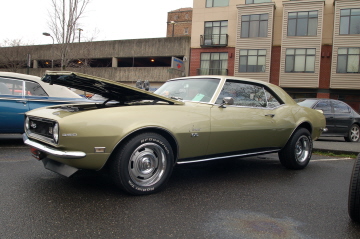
top-left (23, 134), bottom-right (86, 159)
top-left (176, 149), bottom-right (280, 164)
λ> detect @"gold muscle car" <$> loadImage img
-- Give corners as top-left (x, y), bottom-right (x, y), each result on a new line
top-left (23, 71), bottom-right (326, 195)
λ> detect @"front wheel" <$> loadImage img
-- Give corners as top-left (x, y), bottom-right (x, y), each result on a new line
top-left (278, 128), bottom-right (312, 170)
top-left (110, 133), bottom-right (174, 195)
top-left (345, 124), bottom-right (360, 142)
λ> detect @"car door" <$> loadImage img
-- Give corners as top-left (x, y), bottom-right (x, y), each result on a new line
top-left (0, 77), bottom-right (30, 133)
top-left (207, 80), bottom-right (292, 156)
top-left (313, 100), bottom-right (335, 135)
top-left (332, 100), bottom-right (353, 135)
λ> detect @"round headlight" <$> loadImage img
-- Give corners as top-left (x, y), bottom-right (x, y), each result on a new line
top-left (25, 117), bottom-right (30, 132)
top-left (53, 123), bottom-right (59, 144)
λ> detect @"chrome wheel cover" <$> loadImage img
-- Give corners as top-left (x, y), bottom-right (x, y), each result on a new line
top-left (128, 143), bottom-right (167, 187)
top-left (295, 135), bottom-right (311, 163)
top-left (350, 126), bottom-right (359, 142)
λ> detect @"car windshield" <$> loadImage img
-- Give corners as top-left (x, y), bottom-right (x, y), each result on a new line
top-left (154, 78), bottom-right (220, 103)
top-left (295, 99), bottom-right (318, 108)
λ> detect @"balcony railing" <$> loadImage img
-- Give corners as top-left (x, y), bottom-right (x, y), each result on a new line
top-left (200, 34), bottom-right (228, 47)
top-left (196, 68), bottom-right (228, 75)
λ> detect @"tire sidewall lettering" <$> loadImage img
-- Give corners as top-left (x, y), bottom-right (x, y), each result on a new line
top-left (121, 134), bottom-right (173, 194)
top-left (140, 137), bottom-right (170, 154)
top-left (128, 180), bottom-right (155, 192)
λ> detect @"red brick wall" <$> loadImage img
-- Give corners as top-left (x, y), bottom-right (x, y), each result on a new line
top-left (317, 93), bottom-right (330, 98)
top-left (270, 46), bottom-right (281, 86)
top-left (189, 47), bottom-right (235, 76)
top-left (319, 45), bottom-right (332, 89)
top-left (166, 10), bottom-right (192, 37)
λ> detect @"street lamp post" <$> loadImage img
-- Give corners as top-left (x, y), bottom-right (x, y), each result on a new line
top-left (170, 21), bottom-right (176, 37)
top-left (77, 28), bottom-right (83, 43)
top-left (42, 32), bottom-right (54, 69)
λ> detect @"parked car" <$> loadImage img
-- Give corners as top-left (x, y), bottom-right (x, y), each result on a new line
top-left (348, 153), bottom-right (360, 222)
top-left (23, 71), bottom-right (326, 195)
top-left (0, 72), bottom-right (90, 134)
top-left (296, 98), bottom-right (360, 142)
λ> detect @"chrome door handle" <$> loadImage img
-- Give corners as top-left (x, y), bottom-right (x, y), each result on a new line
top-left (265, 114), bottom-right (275, 118)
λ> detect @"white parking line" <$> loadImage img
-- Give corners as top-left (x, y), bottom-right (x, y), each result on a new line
top-left (313, 158), bottom-right (354, 161)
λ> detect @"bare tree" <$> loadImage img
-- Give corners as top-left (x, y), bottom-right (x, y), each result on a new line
top-left (48, 0), bottom-right (91, 69)
top-left (0, 39), bottom-right (31, 72)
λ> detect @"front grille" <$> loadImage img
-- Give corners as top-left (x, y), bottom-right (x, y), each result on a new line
top-left (27, 117), bottom-right (56, 141)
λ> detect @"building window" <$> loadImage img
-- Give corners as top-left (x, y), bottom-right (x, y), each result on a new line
top-left (241, 14), bottom-right (268, 38)
top-left (337, 48), bottom-right (360, 73)
top-left (204, 21), bottom-right (228, 45)
top-left (206, 0), bottom-right (229, 7)
top-left (340, 8), bottom-right (360, 35)
top-left (287, 11), bottom-right (318, 36)
top-left (246, 0), bottom-right (272, 4)
top-left (184, 28), bottom-right (189, 35)
top-left (285, 48), bottom-right (316, 73)
top-left (239, 49), bottom-right (266, 72)
top-left (199, 52), bottom-right (228, 75)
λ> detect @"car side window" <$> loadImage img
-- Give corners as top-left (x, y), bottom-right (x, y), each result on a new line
top-left (0, 78), bottom-right (23, 96)
top-left (265, 90), bottom-right (281, 108)
top-left (25, 81), bottom-right (48, 96)
top-left (216, 80), bottom-right (281, 108)
top-left (0, 82), bottom-right (11, 95)
top-left (314, 101), bottom-right (331, 113)
top-left (332, 101), bottom-right (350, 114)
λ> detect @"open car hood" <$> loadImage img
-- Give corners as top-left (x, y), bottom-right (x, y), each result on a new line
top-left (41, 71), bottom-right (183, 105)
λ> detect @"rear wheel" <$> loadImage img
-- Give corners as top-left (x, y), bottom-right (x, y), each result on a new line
top-left (348, 153), bottom-right (360, 222)
top-left (278, 128), bottom-right (312, 170)
top-left (110, 133), bottom-right (174, 195)
top-left (345, 124), bottom-right (360, 142)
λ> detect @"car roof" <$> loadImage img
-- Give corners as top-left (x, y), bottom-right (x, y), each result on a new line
top-left (169, 75), bottom-right (296, 105)
top-left (0, 72), bottom-right (82, 98)
top-left (171, 75), bottom-right (274, 86)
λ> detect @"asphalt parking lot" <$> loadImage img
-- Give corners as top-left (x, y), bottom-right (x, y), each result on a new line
top-left (1, 134), bottom-right (360, 238)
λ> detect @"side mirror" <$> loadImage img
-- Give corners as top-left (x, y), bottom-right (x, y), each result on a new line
top-left (219, 97), bottom-right (234, 108)
top-left (223, 97), bottom-right (234, 105)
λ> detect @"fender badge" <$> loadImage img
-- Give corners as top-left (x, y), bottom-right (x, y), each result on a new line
top-left (62, 133), bottom-right (77, 137)
top-left (189, 125), bottom-right (201, 132)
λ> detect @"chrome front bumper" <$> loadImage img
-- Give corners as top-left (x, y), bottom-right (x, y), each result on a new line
top-left (23, 134), bottom-right (86, 159)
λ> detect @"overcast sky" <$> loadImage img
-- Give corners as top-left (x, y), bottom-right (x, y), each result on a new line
top-left (1, 0), bottom-right (193, 45)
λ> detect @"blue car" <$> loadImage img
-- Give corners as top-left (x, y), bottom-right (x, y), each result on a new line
top-left (0, 72), bottom-right (89, 134)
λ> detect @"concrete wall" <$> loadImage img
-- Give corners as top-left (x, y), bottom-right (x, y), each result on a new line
top-left (0, 37), bottom-right (191, 84)
top-left (8, 67), bottom-right (184, 85)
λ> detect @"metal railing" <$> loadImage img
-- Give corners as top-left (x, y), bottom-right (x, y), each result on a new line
top-left (196, 68), bottom-right (228, 75)
top-left (200, 34), bottom-right (228, 47)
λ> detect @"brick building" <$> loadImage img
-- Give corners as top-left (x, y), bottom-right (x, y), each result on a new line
top-left (166, 8), bottom-right (193, 37)
top-left (190, 0), bottom-right (360, 112)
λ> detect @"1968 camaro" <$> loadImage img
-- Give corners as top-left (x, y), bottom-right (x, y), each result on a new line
top-left (23, 71), bottom-right (326, 195)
